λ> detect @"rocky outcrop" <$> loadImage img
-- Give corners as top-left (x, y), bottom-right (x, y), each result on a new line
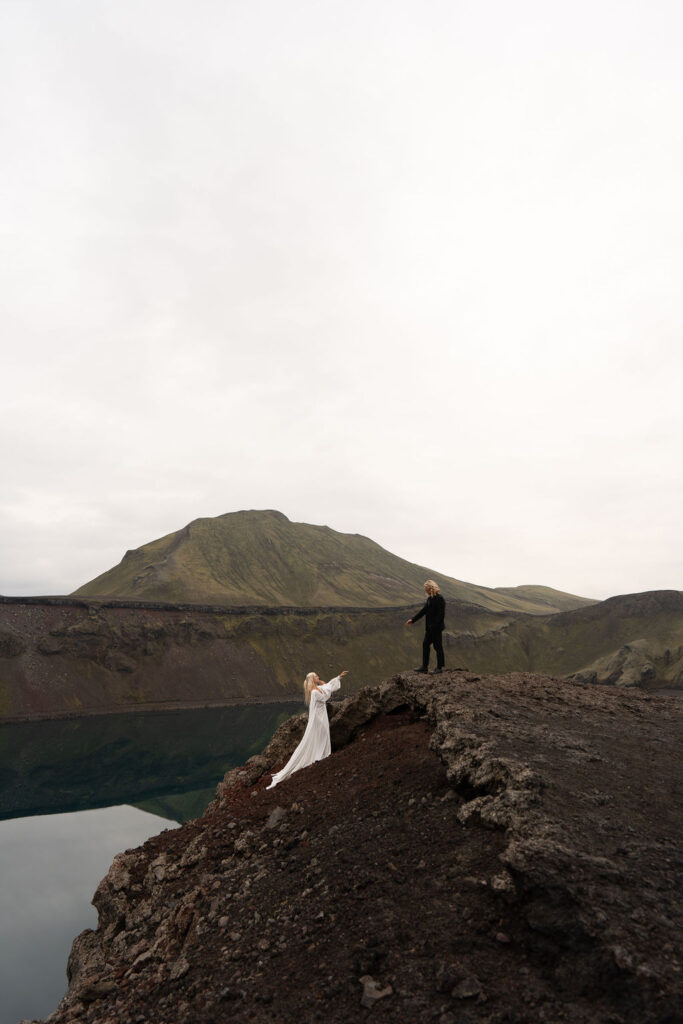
top-left (35, 671), bottom-right (682, 1024)
top-left (568, 638), bottom-right (665, 687)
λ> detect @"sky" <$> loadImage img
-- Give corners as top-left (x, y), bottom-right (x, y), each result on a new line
top-left (1, 0), bottom-right (682, 602)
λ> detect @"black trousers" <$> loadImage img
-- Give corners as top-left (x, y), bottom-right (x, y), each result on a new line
top-left (422, 628), bottom-right (445, 669)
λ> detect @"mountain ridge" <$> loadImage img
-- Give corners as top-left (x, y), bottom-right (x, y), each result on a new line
top-left (73, 509), bottom-right (595, 615)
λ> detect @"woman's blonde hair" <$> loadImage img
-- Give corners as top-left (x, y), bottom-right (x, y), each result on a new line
top-left (424, 579), bottom-right (440, 596)
top-left (303, 671), bottom-right (318, 705)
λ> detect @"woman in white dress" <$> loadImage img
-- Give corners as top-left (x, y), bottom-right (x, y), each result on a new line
top-left (267, 670), bottom-right (348, 789)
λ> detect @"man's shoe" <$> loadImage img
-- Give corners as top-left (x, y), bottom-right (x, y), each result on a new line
top-left (413, 667), bottom-right (428, 674)
top-left (432, 667), bottom-right (444, 674)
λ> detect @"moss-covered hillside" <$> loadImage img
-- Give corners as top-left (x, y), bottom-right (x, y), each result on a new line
top-left (73, 510), bottom-right (595, 614)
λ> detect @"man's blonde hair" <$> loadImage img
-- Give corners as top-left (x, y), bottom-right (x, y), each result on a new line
top-left (424, 579), bottom-right (440, 596)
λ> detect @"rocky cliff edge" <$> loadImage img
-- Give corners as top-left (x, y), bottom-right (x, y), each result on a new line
top-left (32, 671), bottom-right (682, 1024)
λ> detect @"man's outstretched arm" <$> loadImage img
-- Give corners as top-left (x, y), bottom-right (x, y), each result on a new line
top-left (406, 601), bottom-right (428, 626)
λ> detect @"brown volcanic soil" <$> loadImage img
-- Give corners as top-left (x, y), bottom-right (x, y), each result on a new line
top-left (38, 672), bottom-right (682, 1024)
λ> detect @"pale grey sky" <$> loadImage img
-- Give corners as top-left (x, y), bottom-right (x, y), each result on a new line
top-left (1, 0), bottom-right (681, 601)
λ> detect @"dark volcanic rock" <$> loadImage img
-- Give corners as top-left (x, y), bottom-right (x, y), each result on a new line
top-left (30, 673), bottom-right (683, 1023)
top-left (0, 628), bottom-right (26, 657)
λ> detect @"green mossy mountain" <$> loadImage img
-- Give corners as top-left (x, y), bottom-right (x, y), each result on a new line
top-left (73, 509), bottom-right (594, 614)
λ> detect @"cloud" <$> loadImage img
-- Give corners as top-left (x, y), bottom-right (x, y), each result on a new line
top-left (1, 0), bottom-right (681, 600)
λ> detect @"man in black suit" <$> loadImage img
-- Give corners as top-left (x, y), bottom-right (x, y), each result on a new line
top-left (405, 580), bottom-right (446, 674)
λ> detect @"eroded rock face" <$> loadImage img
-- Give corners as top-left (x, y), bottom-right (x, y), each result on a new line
top-left (569, 638), bottom-right (662, 688)
top-left (0, 628), bottom-right (26, 657)
top-left (34, 672), bottom-right (682, 1024)
top-left (0, 598), bottom-right (423, 720)
top-left (4, 588), bottom-right (683, 722)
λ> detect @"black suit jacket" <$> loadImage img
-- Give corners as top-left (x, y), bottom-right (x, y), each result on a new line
top-left (410, 594), bottom-right (446, 632)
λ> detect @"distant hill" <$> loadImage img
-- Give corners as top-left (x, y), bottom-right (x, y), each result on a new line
top-left (451, 589), bottom-right (683, 688)
top-left (73, 510), bottom-right (595, 614)
top-left (493, 584), bottom-right (601, 613)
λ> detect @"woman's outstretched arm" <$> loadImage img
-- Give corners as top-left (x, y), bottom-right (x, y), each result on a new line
top-left (319, 670), bottom-right (348, 698)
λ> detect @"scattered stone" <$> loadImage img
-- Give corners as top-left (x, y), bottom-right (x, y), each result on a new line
top-left (359, 975), bottom-right (393, 1008)
top-left (234, 831), bottom-right (256, 856)
top-left (148, 854), bottom-right (168, 884)
top-left (435, 960), bottom-right (462, 993)
top-left (452, 975), bottom-right (482, 999)
top-left (179, 839), bottom-right (207, 868)
top-left (131, 949), bottom-right (155, 969)
top-left (106, 853), bottom-right (131, 892)
top-left (169, 957), bottom-right (190, 981)
top-left (219, 987), bottom-right (241, 1002)
top-left (490, 871), bottom-right (516, 900)
top-left (266, 806), bottom-right (287, 829)
top-left (76, 979), bottom-right (116, 1002)
top-left (612, 946), bottom-right (635, 970)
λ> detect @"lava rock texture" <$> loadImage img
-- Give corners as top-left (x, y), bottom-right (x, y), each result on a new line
top-left (33, 671), bottom-right (682, 1024)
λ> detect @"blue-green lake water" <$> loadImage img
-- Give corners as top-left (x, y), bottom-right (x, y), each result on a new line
top-left (0, 702), bottom-right (300, 1024)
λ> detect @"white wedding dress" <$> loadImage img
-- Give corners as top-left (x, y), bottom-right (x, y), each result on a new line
top-left (267, 676), bottom-right (341, 789)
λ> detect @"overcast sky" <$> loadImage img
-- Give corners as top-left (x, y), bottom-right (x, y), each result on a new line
top-left (1, 0), bottom-right (682, 602)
